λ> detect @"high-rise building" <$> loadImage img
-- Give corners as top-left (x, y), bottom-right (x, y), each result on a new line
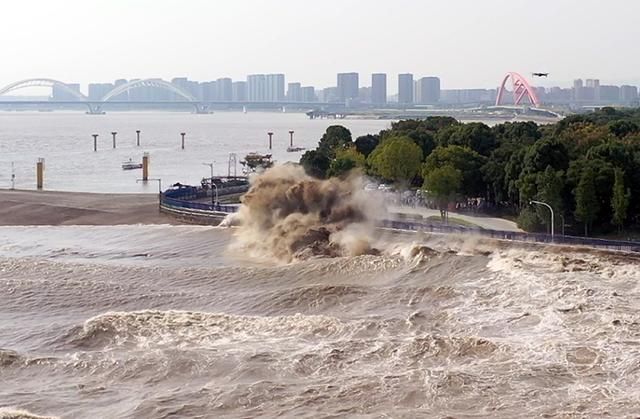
top-left (321, 86), bottom-right (339, 103)
top-left (287, 82), bottom-right (302, 102)
top-left (265, 74), bottom-right (285, 102)
top-left (599, 85), bottom-right (620, 103)
top-left (337, 72), bottom-right (359, 103)
top-left (52, 83), bottom-right (81, 101)
top-left (359, 87), bottom-right (371, 104)
top-left (301, 86), bottom-right (316, 102)
top-left (440, 89), bottom-right (496, 105)
top-left (171, 77), bottom-right (201, 100)
top-left (247, 74), bottom-right (266, 102)
top-left (620, 85), bottom-right (638, 103)
top-left (398, 73), bottom-right (414, 104)
top-left (112, 79), bottom-right (129, 101)
top-left (216, 78), bottom-right (233, 101)
top-left (586, 79), bottom-right (600, 101)
top-left (201, 81), bottom-right (217, 101)
top-left (371, 73), bottom-right (387, 105)
top-left (416, 77), bottom-right (440, 104)
top-left (573, 79), bottom-right (584, 102)
top-left (88, 83), bottom-right (115, 101)
top-left (232, 81), bottom-right (247, 102)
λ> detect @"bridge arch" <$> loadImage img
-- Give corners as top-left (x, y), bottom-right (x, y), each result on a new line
top-left (0, 78), bottom-right (88, 100)
top-left (496, 72), bottom-right (541, 107)
top-left (101, 79), bottom-right (197, 102)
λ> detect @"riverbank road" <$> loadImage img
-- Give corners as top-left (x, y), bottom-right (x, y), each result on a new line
top-left (386, 205), bottom-right (523, 232)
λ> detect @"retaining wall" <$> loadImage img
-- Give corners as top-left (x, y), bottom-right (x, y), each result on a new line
top-left (160, 187), bottom-right (640, 252)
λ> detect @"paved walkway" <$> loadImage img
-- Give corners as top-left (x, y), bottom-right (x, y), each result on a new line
top-left (387, 205), bottom-right (523, 232)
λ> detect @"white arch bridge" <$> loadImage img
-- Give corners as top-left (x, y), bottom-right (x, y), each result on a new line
top-left (0, 78), bottom-right (210, 114)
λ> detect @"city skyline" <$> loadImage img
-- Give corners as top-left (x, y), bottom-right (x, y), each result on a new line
top-left (7, 72), bottom-right (635, 108)
top-left (6, 71), bottom-right (639, 99)
top-left (2, 0), bottom-right (640, 90)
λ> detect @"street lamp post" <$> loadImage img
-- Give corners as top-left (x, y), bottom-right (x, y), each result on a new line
top-left (211, 182), bottom-right (218, 208)
top-left (530, 200), bottom-right (554, 238)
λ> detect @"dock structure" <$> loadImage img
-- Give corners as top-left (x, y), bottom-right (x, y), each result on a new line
top-left (306, 109), bottom-right (347, 119)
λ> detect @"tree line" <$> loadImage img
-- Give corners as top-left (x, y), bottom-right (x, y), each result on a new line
top-left (300, 107), bottom-right (640, 237)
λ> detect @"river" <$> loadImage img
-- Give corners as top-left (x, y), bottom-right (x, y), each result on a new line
top-left (0, 111), bottom-right (391, 193)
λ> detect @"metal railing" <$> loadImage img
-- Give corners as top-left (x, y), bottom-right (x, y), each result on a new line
top-left (160, 186), bottom-right (640, 252)
top-left (161, 186), bottom-right (242, 214)
top-left (380, 220), bottom-right (640, 253)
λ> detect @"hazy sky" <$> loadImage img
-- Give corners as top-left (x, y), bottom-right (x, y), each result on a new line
top-left (2, 0), bottom-right (640, 92)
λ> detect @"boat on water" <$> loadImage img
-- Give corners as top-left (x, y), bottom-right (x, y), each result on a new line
top-left (122, 159), bottom-right (143, 170)
top-left (240, 153), bottom-right (273, 174)
top-left (286, 146), bottom-right (306, 152)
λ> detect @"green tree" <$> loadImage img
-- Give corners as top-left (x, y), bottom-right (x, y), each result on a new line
top-left (422, 116), bottom-right (459, 132)
top-left (367, 136), bottom-right (423, 185)
top-left (611, 168), bottom-right (630, 232)
top-left (318, 125), bottom-right (353, 156)
top-left (574, 166), bottom-right (600, 236)
top-left (483, 142), bottom-right (528, 204)
top-left (567, 158), bottom-right (615, 230)
top-left (300, 149), bottom-right (331, 179)
top-left (522, 137), bottom-right (570, 174)
top-left (435, 122), bottom-right (497, 156)
top-left (379, 119), bottom-right (437, 158)
top-left (424, 165), bottom-right (462, 222)
top-left (423, 145), bottom-right (487, 197)
top-left (608, 120), bottom-right (639, 138)
top-left (354, 134), bottom-right (380, 157)
top-left (517, 207), bottom-right (543, 232)
top-left (535, 166), bottom-right (565, 233)
top-left (492, 121), bottom-right (541, 144)
top-left (326, 147), bottom-right (366, 178)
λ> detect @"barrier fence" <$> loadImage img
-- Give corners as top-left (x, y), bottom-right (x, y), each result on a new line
top-left (160, 187), bottom-right (640, 253)
top-left (379, 220), bottom-right (640, 253)
top-left (161, 185), bottom-right (244, 213)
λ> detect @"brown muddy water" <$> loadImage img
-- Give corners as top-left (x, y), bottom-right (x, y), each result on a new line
top-left (1, 223), bottom-right (639, 418)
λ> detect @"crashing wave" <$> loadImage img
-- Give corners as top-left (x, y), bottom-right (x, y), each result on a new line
top-left (0, 409), bottom-right (59, 419)
top-left (228, 165), bottom-right (381, 262)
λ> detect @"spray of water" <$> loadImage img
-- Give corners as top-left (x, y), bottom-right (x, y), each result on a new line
top-left (225, 165), bottom-right (381, 262)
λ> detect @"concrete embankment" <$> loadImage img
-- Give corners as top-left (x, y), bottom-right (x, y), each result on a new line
top-left (0, 189), bottom-right (179, 226)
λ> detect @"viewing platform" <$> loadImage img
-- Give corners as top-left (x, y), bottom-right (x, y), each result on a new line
top-left (159, 177), bottom-right (248, 225)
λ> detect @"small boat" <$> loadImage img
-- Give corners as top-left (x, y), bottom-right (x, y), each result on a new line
top-left (286, 146), bottom-right (306, 152)
top-left (240, 153), bottom-right (273, 174)
top-left (122, 159), bottom-right (143, 170)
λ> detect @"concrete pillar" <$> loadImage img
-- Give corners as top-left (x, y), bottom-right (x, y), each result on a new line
top-left (92, 134), bottom-right (98, 152)
top-left (289, 130), bottom-right (294, 147)
top-left (180, 132), bottom-right (186, 150)
top-left (36, 158), bottom-right (44, 190)
top-left (142, 153), bottom-right (149, 181)
top-left (268, 132), bottom-right (273, 150)
top-left (111, 131), bottom-right (117, 149)
top-left (136, 130), bottom-right (141, 146)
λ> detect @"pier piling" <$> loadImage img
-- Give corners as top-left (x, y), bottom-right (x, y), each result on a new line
top-left (36, 158), bottom-right (44, 190)
top-left (136, 130), bottom-right (141, 146)
top-left (180, 132), bottom-right (186, 150)
top-left (92, 134), bottom-right (98, 152)
top-left (142, 153), bottom-right (149, 181)
top-left (289, 130), bottom-right (294, 147)
top-left (111, 132), bottom-right (117, 149)
top-left (268, 132), bottom-right (273, 150)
